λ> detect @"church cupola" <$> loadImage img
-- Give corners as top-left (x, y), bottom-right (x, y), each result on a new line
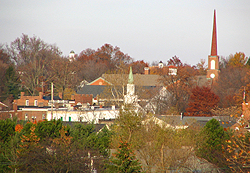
top-left (158, 61), bottom-right (164, 68)
top-left (207, 10), bottom-right (220, 79)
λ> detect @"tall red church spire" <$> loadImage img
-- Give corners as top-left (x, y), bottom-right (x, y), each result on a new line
top-left (207, 9), bottom-right (219, 79)
top-left (211, 9), bottom-right (217, 56)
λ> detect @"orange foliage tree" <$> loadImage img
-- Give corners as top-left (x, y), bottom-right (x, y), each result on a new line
top-left (161, 57), bottom-right (198, 114)
top-left (185, 86), bottom-right (219, 116)
top-left (225, 132), bottom-right (250, 172)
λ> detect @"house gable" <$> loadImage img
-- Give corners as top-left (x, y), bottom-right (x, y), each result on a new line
top-left (88, 77), bottom-right (111, 86)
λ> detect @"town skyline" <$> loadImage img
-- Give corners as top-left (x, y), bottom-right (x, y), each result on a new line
top-left (1, 0), bottom-right (249, 66)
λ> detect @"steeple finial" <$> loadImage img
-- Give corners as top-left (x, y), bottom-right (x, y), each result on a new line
top-left (211, 9), bottom-right (217, 56)
top-left (128, 66), bottom-right (134, 84)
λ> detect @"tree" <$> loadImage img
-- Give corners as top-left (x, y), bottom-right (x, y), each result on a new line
top-left (131, 60), bottom-right (148, 74)
top-left (160, 57), bottom-right (198, 114)
top-left (213, 66), bottom-right (249, 107)
top-left (107, 139), bottom-right (143, 173)
top-left (196, 119), bottom-right (229, 170)
top-left (0, 48), bottom-right (17, 103)
top-left (228, 52), bottom-right (247, 68)
top-left (76, 44), bottom-right (133, 82)
top-left (167, 55), bottom-right (183, 67)
top-left (195, 59), bottom-right (207, 75)
top-left (7, 34), bottom-right (62, 95)
top-left (49, 56), bottom-right (77, 99)
top-left (225, 130), bottom-right (250, 172)
top-left (4, 65), bottom-right (21, 100)
top-left (185, 86), bottom-right (219, 116)
top-left (0, 119), bottom-right (19, 172)
top-left (114, 107), bottom-right (143, 143)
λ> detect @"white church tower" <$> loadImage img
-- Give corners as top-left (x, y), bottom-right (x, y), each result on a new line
top-left (124, 67), bottom-right (138, 105)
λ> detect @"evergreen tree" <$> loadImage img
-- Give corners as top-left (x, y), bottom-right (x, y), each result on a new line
top-left (4, 65), bottom-right (21, 99)
top-left (107, 139), bottom-right (143, 173)
top-left (196, 119), bottom-right (229, 170)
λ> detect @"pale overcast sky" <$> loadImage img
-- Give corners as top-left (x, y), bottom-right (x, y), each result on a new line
top-left (0, 0), bottom-right (249, 65)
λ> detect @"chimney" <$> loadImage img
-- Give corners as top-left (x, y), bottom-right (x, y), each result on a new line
top-left (58, 92), bottom-right (63, 99)
top-left (71, 94), bottom-right (75, 100)
top-left (21, 92), bottom-right (25, 97)
top-left (144, 67), bottom-right (150, 75)
top-left (39, 92), bottom-right (43, 99)
top-left (13, 100), bottom-right (17, 112)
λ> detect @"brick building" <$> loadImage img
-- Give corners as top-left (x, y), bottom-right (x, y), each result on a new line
top-left (13, 92), bottom-right (49, 110)
top-left (71, 94), bottom-right (93, 106)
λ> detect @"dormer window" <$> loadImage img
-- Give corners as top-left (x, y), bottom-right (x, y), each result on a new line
top-left (34, 100), bottom-right (38, 106)
top-left (25, 100), bottom-right (29, 106)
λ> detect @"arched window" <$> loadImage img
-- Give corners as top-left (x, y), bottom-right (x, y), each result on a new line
top-left (211, 60), bottom-right (215, 69)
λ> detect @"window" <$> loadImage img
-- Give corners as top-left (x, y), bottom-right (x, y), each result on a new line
top-left (211, 60), bottom-right (215, 69)
top-left (25, 114), bottom-right (28, 121)
top-left (25, 100), bottom-right (29, 106)
top-left (42, 114), bottom-right (46, 120)
top-left (34, 100), bottom-right (38, 106)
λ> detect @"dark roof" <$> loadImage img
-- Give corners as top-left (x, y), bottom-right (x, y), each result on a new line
top-left (77, 85), bottom-right (106, 98)
top-left (43, 96), bottom-right (61, 100)
top-left (17, 106), bottom-right (51, 110)
top-left (156, 115), bottom-right (237, 129)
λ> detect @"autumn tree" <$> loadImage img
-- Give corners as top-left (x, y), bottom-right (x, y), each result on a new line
top-left (76, 44), bottom-right (133, 82)
top-left (167, 55), bottom-right (183, 67)
top-left (131, 60), bottom-right (148, 74)
top-left (185, 86), bottom-right (219, 117)
top-left (228, 52), bottom-right (247, 68)
top-left (7, 34), bottom-right (62, 95)
top-left (195, 59), bottom-right (207, 75)
top-left (160, 56), bottom-right (198, 114)
top-left (213, 64), bottom-right (249, 108)
top-left (49, 56), bottom-right (77, 99)
top-left (225, 131), bottom-right (250, 172)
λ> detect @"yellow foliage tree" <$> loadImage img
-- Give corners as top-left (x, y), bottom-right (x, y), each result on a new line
top-left (228, 52), bottom-right (247, 68)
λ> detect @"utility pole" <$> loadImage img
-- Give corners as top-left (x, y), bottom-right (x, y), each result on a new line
top-left (51, 82), bottom-right (53, 120)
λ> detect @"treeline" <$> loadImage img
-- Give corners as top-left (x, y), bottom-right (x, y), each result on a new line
top-left (0, 34), bottom-right (149, 105)
top-left (0, 34), bottom-right (250, 115)
top-left (0, 118), bottom-right (112, 172)
top-left (1, 108), bottom-right (250, 172)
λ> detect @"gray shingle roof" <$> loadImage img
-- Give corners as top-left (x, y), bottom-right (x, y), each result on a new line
top-left (77, 85), bottom-right (105, 97)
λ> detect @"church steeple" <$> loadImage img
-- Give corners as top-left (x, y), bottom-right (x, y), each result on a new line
top-left (128, 66), bottom-right (134, 84)
top-left (124, 66), bottom-right (138, 105)
top-left (211, 9), bottom-right (217, 56)
top-left (207, 9), bottom-right (220, 79)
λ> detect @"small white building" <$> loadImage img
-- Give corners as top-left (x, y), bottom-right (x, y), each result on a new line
top-left (47, 106), bottom-right (119, 124)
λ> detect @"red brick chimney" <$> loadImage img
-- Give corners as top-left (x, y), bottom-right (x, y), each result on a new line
top-left (58, 92), bottom-right (63, 99)
top-left (13, 100), bottom-right (17, 112)
top-left (39, 92), bottom-right (43, 99)
top-left (21, 92), bottom-right (25, 97)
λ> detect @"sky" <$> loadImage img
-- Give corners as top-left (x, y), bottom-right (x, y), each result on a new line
top-left (0, 0), bottom-right (249, 66)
